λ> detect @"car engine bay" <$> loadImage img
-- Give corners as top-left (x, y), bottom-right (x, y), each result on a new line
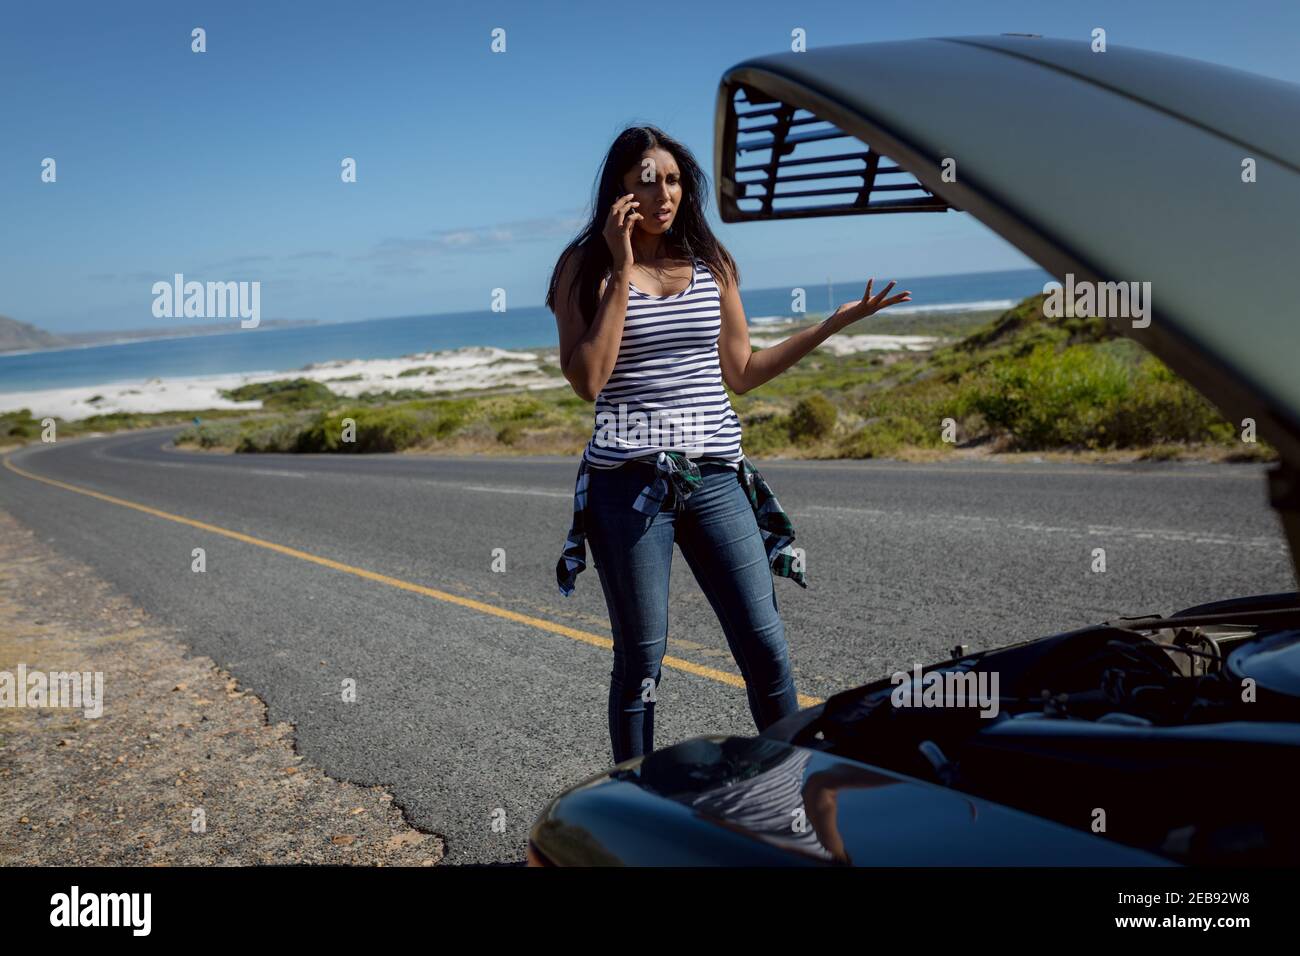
top-left (779, 594), bottom-right (1300, 864)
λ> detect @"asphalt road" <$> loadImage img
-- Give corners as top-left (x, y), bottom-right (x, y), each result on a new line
top-left (2, 428), bottom-right (1295, 864)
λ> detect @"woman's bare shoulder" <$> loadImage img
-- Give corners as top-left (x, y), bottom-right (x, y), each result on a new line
top-left (710, 261), bottom-right (739, 295)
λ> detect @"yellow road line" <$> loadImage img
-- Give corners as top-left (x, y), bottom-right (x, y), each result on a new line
top-left (4, 454), bottom-right (823, 708)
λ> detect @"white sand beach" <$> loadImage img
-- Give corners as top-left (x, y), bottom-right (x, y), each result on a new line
top-left (0, 332), bottom-right (941, 422)
top-left (0, 346), bottom-right (559, 421)
top-left (748, 330), bottom-right (940, 355)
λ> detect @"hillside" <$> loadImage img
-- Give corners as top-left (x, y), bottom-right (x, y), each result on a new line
top-left (0, 315), bottom-right (66, 352)
top-left (731, 293), bottom-right (1252, 458)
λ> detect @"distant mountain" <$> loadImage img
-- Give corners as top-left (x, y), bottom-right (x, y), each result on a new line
top-left (0, 315), bottom-right (67, 352)
top-left (59, 319), bottom-right (318, 347)
top-left (0, 316), bottom-right (320, 354)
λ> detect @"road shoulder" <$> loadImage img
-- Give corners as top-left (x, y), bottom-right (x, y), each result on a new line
top-left (0, 507), bottom-right (445, 865)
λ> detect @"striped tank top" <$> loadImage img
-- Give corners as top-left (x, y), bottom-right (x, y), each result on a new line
top-left (582, 256), bottom-right (745, 468)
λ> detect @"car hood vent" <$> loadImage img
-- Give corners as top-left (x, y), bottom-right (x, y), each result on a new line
top-left (718, 83), bottom-right (950, 221)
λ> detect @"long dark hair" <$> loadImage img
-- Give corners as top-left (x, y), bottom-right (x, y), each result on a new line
top-left (545, 125), bottom-right (739, 326)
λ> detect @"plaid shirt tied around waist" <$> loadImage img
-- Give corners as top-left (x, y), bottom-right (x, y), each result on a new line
top-left (556, 450), bottom-right (808, 597)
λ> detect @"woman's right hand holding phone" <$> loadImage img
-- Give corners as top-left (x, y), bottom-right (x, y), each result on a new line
top-left (603, 193), bottom-right (641, 272)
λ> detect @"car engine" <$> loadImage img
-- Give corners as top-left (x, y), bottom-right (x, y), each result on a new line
top-left (783, 596), bottom-right (1300, 864)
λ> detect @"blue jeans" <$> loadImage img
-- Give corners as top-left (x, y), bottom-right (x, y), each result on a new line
top-left (586, 459), bottom-right (799, 764)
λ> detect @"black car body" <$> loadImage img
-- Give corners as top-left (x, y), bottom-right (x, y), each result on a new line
top-left (529, 36), bottom-right (1300, 866)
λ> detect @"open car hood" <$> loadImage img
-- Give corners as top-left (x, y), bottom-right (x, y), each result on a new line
top-left (714, 35), bottom-right (1300, 575)
top-left (714, 36), bottom-right (1300, 471)
top-left (530, 734), bottom-right (1170, 866)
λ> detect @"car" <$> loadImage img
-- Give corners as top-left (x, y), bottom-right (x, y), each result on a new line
top-left (527, 34), bottom-right (1300, 866)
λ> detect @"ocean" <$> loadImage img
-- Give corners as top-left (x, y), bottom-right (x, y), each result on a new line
top-left (0, 267), bottom-right (1049, 393)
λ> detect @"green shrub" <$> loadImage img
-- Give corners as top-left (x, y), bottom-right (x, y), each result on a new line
top-left (354, 389), bottom-right (435, 403)
top-left (237, 419), bottom-right (310, 453)
top-left (1, 408), bottom-right (38, 439)
top-left (221, 378), bottom-right (337, 409)
top-left (787, 394), bottom-right (837, 443)
top-left (965, 343), bottom-right (1227, 449)
top-left (837, 414), bottom-right (936, 458)
top-left (176, 420), bottom-right (246, 449)
top-left (290, 401), bottom-right (469, 453)
top-left (496, 421), bottom-right (524, 445)
top-left (738, 414), bottom-right (791, 454)
top-left (504, 398), bottom-right (544, 421)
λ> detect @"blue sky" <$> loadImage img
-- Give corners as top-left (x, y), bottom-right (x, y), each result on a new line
top-left (3, 0), bottom-right (1298, 332)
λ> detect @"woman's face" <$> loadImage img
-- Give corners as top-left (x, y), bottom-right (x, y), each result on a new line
top-left (620, 147), bottom-right (683, 237)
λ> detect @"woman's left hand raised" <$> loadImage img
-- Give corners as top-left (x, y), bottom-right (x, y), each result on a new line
top-left (831, 278), bottom-right (912, 328)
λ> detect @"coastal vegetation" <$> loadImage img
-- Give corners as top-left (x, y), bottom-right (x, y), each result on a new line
top-left (2, 296), bottom-right (1270, 462)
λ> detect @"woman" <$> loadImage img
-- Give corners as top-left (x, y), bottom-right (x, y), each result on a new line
top-left (547, 125), bottom-right (911, 764)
